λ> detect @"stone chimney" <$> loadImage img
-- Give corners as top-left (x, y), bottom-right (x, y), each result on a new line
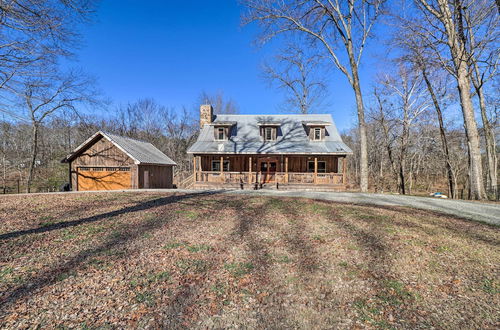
top-left (200, 104), bottom-right (213, 128)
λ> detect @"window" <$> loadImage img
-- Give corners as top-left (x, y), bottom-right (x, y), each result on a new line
top-left (216, 127), bottom-right (226, 140)
top-left (313, 128), bottom-right (322, 141)
top-left (79, 167), bottom-right (130, 172)
top-left (211, 160), bottom-right (230, 172)
top-left (264, 127), bottom-right (275, 141)
top-left (307, 161), bottom-right (326, 173)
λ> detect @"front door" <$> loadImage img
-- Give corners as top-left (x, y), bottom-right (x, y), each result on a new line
top-left (259, 159), bottom-right (277, 183)
top-left (144, 170), bottom-right (150, 189)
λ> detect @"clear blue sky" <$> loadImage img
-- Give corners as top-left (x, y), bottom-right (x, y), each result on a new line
top-left (69, 0), bottom-right (384, 132)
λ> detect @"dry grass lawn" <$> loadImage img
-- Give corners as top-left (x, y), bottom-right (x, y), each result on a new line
top-left (0, 191), bottom-right (498, 329)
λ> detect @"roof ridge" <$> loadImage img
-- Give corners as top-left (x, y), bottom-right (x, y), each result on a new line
top-left (101, 131), bottom-right (153, 145)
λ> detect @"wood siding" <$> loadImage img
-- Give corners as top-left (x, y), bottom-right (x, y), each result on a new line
top-left (69, 136), bottom-right (174, 190)
top-left (195, 154), bottom-right (340, 173)
top-left (137, 165), bottom-right (174, 189)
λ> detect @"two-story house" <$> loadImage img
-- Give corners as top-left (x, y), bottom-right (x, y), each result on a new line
top-left (187, 105), bottom-right (352, 190)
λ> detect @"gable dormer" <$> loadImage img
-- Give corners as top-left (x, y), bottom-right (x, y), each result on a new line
top-left (257, 121), bottom-right (280, 141)
top-left (212, 121), bottom-right (236, 141)
top-left (302, 121), bottom-right (331, 141)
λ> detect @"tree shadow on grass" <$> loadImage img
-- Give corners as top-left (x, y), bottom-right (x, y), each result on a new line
top-left (0, 191), bottom-right (222, 241)
top-left (332, 201), bottom-right (499, 247)
top-left (227, 197), bottom-right (299, 328)
top-left (0, 190), bottom-right (222, 315)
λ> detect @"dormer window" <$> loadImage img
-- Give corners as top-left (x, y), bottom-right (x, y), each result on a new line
top-left (313, 128), bottom-right (322, 141)
top-left (303, 121), bottom-right (330, 141)
top-left (212, 121), bottom-right (236, 141)
top-left (264, 127), bottom-right (275, 141)
top-left (216, 127), bottom-right (226, 141)
top-left (258, 121), bottom-right (280, 141)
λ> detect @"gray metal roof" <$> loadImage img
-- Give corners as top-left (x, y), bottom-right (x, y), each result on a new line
top-left (187, 114), bottom-right (352, 155)
top-left (63, 131), bottom-right (177, 165)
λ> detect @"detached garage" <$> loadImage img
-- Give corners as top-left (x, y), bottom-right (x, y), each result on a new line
top-left (62, 131), bottom-right (176, 191)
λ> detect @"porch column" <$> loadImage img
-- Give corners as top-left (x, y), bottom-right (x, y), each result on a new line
top-left (285, 157), bottom-right (288, 183)
top-left (249, 156), bottom-right (252, 183)
top-left (220, 156), bottom-right (224, 183)
top-left (193, 155), bottom-right (197, 182)
top-left (314, 157), bottom-right (318, 184)
top-left (342, 156), bottom-right (347, 184)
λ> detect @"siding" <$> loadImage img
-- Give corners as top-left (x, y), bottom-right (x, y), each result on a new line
top-left (138, 165), bottom-right (174, 189)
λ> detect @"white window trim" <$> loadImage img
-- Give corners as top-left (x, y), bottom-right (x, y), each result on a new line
top-left (307, 161), bottom-right (327, 173)
top-left (313, 128), bottom-right (322, 141)
top-left (264, 127), bottom-right (275, 141)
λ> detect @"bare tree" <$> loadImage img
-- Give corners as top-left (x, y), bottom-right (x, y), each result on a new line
top-left (198, 91), bottom-right (239, 114)
top-left (16, 71), bottom-right (97, 192)
top-left (462, 4), bottom-right (499, 196)
top-left (0, 0), bottom-right (96, 93)
top-left (243, 0), bottom-right (385, 192)
top-left (262, 44), bottom-right (328, 114)
top-left (410, 0), bottom-right (487, 199)
top-left (378, 66), bottom-right (429, 194)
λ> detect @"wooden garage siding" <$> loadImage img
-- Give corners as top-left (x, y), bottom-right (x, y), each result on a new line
top-left (138, 165), bottom-right (173, 189)
top-left (70, 136), bottom-right (139, 190)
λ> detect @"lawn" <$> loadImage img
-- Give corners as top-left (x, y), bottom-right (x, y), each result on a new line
top-left (0, 191), bottom-right (498, 328)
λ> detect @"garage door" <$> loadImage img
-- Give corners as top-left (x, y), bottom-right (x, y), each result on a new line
top-left (77, 167), bottom-right (131, 191)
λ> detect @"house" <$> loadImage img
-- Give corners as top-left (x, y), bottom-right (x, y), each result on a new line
top-left (61, 131), bottom-right (176, 191)
top-left (187, 105), bottom-right (352, 190)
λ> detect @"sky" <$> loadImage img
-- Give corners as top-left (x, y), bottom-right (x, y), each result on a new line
top-left (67, 0), bottom-right (384, 132)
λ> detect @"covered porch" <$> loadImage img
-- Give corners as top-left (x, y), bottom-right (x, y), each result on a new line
top-left (192, 154), bottom-right (347, 189)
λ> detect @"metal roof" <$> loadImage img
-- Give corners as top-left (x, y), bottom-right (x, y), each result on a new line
top-left (187, 114), bottom-right (352, 155)
top-left (62, 131), bottom-right (177, 165)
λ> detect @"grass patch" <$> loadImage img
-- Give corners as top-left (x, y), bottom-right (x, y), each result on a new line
top-left (135, 291), bottom-right (155, 306)
top-left (224, 262), bottom-right (254, 277)
top-left (176, 259), bottom-right (209, 274)
top-left (481, 278), bottom-right (499, 294)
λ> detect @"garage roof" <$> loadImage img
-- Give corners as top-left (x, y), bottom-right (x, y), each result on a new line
top-left (62, 131), bottom-right (177, 165)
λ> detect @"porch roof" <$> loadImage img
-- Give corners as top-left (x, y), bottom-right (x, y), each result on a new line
top-left (187, 114), bottom-right (352, 155)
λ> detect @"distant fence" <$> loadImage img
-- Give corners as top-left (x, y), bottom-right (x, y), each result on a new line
top-left (1, 179), bottom-right (68, 194)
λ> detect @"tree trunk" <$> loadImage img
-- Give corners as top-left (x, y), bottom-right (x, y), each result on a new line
top-left (350, 62), bottom-right (369, 192)
top-left (421, 68), bottom-right (456, 198)
top-left (475, 81), bottom-right (497, 198)
top-left (455, 66), bottom-right (485, 199)
top-left (399, 120), bottom-right (409, 195)
top-left (27, 123), bottom-right (39, 193)
top-left (437, 0), bottom-right (486, 199)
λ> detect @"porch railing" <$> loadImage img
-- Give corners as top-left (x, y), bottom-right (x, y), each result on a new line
top-left (195, 171), bottom-right (344, 185)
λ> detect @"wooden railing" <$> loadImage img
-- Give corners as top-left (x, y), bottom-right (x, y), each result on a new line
top-left (195, 171), bottom-right (344, 185)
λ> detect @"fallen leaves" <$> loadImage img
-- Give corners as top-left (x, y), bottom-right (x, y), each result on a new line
top-left (0, 192), bottom-right (498, 328)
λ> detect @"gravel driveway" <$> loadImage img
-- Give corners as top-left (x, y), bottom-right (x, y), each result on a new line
top-left (6, 189), bottom-right (499, 226)
top-left (227, 190), bottom-right (500, 226)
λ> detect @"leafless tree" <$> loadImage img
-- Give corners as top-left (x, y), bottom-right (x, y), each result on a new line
top-left (243, 0), bottom-right (385, 192)
top-left (376, 65), bottom-right (430, 194)
top-left (408, 0), bottom-right (489, 199)
top-left (198, 91), bottom-right (239, 114)
top-left (15, 71), bottom-right (98, 192)
top-left (462, 3), bottom-right (499, 196)
top-left (262, 44), bottom-right (328, 114)
top-left (0, 0), bottom-right (96, 94)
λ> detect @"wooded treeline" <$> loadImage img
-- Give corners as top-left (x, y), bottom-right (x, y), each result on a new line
top-left (0, 0), bottom-right (498, 199)
top-left (244, 0), bottom-right (498, 199)
top-left (0, 95), bottom-right (240, 193)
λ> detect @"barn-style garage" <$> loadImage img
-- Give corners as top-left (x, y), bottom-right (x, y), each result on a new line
top-left (62, 131), bottom-right (176, 191)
